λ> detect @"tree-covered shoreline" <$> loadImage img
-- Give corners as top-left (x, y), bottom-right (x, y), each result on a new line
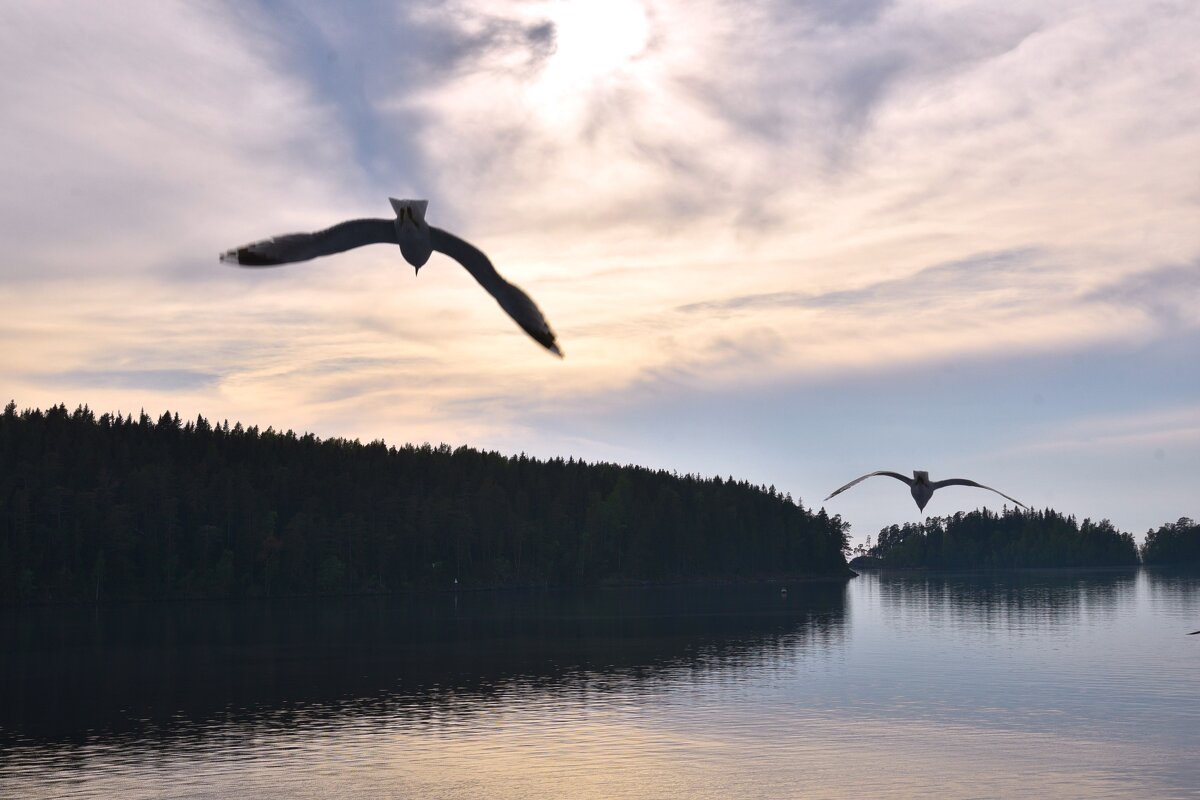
top-left (1141, 518), bottom-right (1200, 566)
top-left (0, 403), bottom-right (852, 604)
top-left (857, 507), bottom-right (1149, 569)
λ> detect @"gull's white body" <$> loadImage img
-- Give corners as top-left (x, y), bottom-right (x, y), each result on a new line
top-left (391, 198), bottom-right (432, 268)
top-left (823, 469), bottom-right (1026, 512)
top-left (220, 198), bottom-right (561, 356)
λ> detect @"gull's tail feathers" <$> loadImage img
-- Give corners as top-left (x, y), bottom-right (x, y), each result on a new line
top-left (389, 198), bottom-right (428, 221)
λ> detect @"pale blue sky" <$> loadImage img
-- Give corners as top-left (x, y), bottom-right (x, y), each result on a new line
top-left (2, 0), bottom-right (1197, 544)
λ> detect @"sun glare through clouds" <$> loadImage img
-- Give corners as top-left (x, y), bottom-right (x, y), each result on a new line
top-left (530, 0), bottom-right (651, 110)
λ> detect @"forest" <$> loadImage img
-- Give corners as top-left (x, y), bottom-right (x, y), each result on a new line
top-left (862, 507), bottom-right (1141, 569)
top-left (0, 403), bottom-right (852, 603)
top-left (1140, 517), bottom-right (1200, 565)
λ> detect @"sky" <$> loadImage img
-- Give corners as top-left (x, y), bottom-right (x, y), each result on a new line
top-left (2, 0), bottom-right (1198, 545)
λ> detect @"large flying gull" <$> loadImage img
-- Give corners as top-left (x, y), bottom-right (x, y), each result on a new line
top-left (823, 470), bottom-right (1026, 512)
top-left (220, 198), bottom-right (561, 356)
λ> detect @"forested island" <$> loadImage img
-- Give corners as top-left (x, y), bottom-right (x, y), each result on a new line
top-left (854, 508), bottom-right (1164, 570)
top-left (0, 403), bottom-right (852, 604)
top-left (1141, 517), bottom-right (1200, 565)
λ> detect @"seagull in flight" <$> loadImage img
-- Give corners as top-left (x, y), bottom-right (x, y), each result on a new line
top-left (220, 198), bottom-right (561, 356)
top-left (823, 470), bottom-right (1026, 512)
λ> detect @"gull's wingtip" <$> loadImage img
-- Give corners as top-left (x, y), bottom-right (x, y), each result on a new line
top-left (219, 247), bottom-right (285, 267)
top-left (520, 319), bottom-right (562, 358)
top-left (1189, 630), bottom-right (1200, 635)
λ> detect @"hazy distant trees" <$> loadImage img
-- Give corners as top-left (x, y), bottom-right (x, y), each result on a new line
top-left (869, 508), bottom-right (1140, 569)
top-left (1141, 518), bottom-right (1200, 565)
top-left (0, 402), bottom-right (851, 603)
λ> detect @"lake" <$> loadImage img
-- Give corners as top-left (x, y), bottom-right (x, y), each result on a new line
top-left (2, 569), bottom-right (1199, 799)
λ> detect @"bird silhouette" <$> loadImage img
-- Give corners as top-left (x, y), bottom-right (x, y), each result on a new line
top-left (221, 198), bottom-right (561, 356)
top-left (824, 470), bottom-right (1026, 512)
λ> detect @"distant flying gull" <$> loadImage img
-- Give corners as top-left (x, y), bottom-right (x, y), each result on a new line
top-left (823, 470), bottom-right (1027, 512)
top-left (220, 198), bottom-right (561, 356)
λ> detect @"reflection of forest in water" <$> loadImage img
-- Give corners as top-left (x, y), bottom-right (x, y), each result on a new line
top-left (867, 568), bottom-right (1169, 631)
top-left (1141, 567), bottom-right (1200, 611)
top-left (861, 567), bottom-right (1200, 633)
top-left (0, 583), bottom-right (848, 748)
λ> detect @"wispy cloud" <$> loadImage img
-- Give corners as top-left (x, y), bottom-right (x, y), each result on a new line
top-left (32, 369), bottom-right (220, 392)
top-left (1084, 262), bottom-right (1200, 332)
top-left (677, 248), bottom-right (1047, 314)
top-left (1007, 404), bottom-right (1200, 455)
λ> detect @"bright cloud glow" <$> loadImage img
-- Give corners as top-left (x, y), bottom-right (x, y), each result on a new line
top-left (532, 0), bottom-right (650, 102)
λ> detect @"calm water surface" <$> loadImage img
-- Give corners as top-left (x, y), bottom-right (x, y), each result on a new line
top-left (2, 569), bottom-right (1198, 799)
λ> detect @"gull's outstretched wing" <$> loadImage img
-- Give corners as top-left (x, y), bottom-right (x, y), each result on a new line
top-left (824, 471), bottom-right (913, 502)
top-left (430, 227), bottom-right (561, 356)
top-left (930, 478), bottom-right (1027, 509)
top-left (1188, 630), bottom-right (1199, 635)
top-left (220, 218), bottom-right (397, 266)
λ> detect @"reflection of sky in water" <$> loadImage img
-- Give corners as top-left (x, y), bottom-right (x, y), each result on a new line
top-left (3, 571), bottom-right (1199, 799)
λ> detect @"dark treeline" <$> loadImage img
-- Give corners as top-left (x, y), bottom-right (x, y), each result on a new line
top-left (0, 403), bottom-right (850, 603)
top-left (1141, 518), bottom-right (1200, 565)
top-left (866, 508), bottom-right (1140, 569)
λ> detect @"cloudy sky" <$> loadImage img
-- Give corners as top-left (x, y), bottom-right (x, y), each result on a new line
top-left (2, 0), bottom-right (1197, 543)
